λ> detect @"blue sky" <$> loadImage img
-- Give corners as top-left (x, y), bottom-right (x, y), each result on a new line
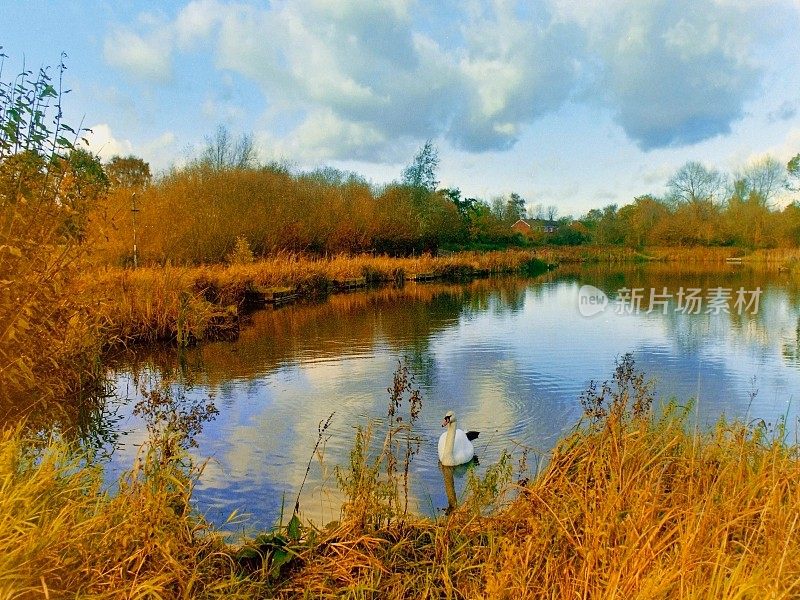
top-left (2, 0), bottom-right (800, 215)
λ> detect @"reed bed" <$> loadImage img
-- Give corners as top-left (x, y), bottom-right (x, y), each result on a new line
top-left (79, 251), bottom-right (548, 346)
top-left (642, 246), bottom-right (744, 262)
top-left (274, 357), bottom-right (800, 599)
top-left (4, 358), bottom-right (800, 598)
top-left (78, 246), bottom-right (800, 348)
top-left (0, 426), bottom-right (261, 599)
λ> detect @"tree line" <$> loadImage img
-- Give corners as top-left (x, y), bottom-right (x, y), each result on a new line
top-left (87, 129), bottom-right (800, 265)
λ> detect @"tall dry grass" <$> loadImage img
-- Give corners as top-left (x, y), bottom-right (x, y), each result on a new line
top-left (3, 357), bottom-right (800, 598)
top-left (0, 425), bottom-right (260, 599)
top-left (275, 356), bottom-right (800, 598)
top-left (0, 59), bottom-right (106, 422)
top-left (80, 251), bottom-right (549, 346)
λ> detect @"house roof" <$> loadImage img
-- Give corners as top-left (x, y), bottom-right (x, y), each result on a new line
top-left (513, 218), bottom-right (559, 228)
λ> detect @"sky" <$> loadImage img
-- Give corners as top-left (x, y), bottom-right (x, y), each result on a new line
top-left (2, 0), bottom-right (800, 216)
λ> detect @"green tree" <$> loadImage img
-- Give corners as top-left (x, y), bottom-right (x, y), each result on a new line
top-left (506, 192), bottom-right (526, 222)
top-left (787, 153), bottom-right (800, 191)
top-left (63, 148), bottom-right (108, 240)
top-left (402, 140), bottom-right (439, 192)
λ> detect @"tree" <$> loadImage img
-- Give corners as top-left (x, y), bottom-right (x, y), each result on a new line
top-left (666, 161), bottom-right (726, 205)
top-left (546, 205), bottom-right (558, 221)
top-left (63, 148), bottom-right (109, 240)
top-left (106, 155), bottom-right (151, 188)
top-left (618, 195), bottom-right (670, 247)
top-left (200, 125), bottom-right (257, 170)
top-left (402, 140), bottom-right (439, 192)
top-left (787, 153), bottom-right (800, 191)
top-left (735, 156), bottom-right (785, 206)
top-left (506, 192), bottom-right (526, 222)
top-left (592, 204), bottom-right (624, 244)
top-left (490, 196), bottom-right (507, 222)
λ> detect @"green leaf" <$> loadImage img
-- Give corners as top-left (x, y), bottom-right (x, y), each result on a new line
top-left (235, 546), bottom-right (260, 561)
top-left (287, 514), bottom-right (302, 542)
top-left (270, 547), bottom-right (291, 578)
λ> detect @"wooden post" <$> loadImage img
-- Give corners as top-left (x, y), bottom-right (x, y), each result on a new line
top-left (131, 191), bottom-right (139, 269)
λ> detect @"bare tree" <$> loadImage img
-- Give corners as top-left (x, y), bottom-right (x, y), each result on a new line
top-left (735, 156), bottom-right (786, 205)
top-left (546, 205), bottom-right (558, 221)
top-left (667, 161), bottom-right (726, 204)
top-left (200, 125), bottom-right (257, 170)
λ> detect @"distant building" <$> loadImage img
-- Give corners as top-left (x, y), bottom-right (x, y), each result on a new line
top-left (511, 218), bottom-right (559, 235)
top-left (511, 219), bottom-right (532, 235)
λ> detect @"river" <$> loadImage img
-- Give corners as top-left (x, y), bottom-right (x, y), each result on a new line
top-left (105, 263), bottom-right (800, 530)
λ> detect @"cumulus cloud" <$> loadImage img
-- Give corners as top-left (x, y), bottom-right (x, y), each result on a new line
top-left (82, 124), bottom-right (134, 159)
top-left (82, 126), bottom-right (177, 171)
top-left (165, 0), bottom-right (583, 155)
top-left (104, 0), bottom-right (797, 159)
top-left (103, 25), bottom-right (173, 82)
top-left (581, 0), bottom-right (765, 149)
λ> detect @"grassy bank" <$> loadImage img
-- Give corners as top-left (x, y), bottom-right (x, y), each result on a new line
top-left (3, 358), bottom-right (800, 598)
top-left (81, 250), bottom-right (552, 346)
top-left (81, 244), bottom-right (796, 348)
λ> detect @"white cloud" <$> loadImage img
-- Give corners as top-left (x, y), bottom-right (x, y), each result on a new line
top-left (103, 26), bottom-right (173, 82)
top-left (104, 0), bottom-right (800, 160)
top-left (278, 109), bottom-right (388, 161)
top-left (82, 123), bottom-right (134, 159)
top-left (174, 0), bottom-right (225, 48)
top-left (573, 0), bottom-right (773, 149)
top-left (767, 127), bottom-right (800, 163)
top-left (82, 126), bottom-right (177, 171)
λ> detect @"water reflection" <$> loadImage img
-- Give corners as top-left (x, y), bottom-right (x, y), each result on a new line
top-left (106, 266), bottom-right (800, 530)
top-left (440, 464), bottom-right (458, 515)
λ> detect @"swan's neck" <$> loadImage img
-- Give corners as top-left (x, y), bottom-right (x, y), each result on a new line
top-left (444, 421), bottom-right (457, 459)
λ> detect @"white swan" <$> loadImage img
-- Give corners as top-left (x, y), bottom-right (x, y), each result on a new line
top-left (438, 410), bottom-right (479, 466)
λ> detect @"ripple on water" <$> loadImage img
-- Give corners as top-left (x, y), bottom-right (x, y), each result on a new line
top-left (106, 269), bottom-right (800, 528)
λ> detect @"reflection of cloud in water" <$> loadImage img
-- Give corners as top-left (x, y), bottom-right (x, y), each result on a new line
top-left (106, 268), bottom-right (800, 529)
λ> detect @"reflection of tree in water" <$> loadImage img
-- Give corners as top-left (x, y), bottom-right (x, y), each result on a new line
top-left (110, 278), bottom-right (534, 391)
top-left (782, 317), bottom-right (800, 367)
top-left (554, 263), bottom-right (800, 359)
top-left (0, 375), bottom-right (122, 456)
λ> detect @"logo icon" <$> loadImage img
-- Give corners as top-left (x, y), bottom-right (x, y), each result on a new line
top-left (578, 285), bottom-right (608, 317)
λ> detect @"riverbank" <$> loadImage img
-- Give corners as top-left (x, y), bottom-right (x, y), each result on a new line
top-left (82, 250), bottom-right (556, 347)
top-left (80, 245), bottom-right (800, 348)
top-left (3, 358), bottom-right (799, 598)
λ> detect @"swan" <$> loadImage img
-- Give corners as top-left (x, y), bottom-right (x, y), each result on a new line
top-left (438, 410), bottom-right (479, 466)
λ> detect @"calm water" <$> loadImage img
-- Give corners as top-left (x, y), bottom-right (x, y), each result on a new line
top-left (106, 264), bottom-right (800, 529)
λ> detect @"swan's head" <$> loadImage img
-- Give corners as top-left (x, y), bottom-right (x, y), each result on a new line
top-left (442, 410), bottom-right (455, 427)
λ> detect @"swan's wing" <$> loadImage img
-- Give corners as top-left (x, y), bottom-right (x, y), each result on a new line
top-left (466, 431), bottom-right (480, 441)
top-left (454, 429), bottom-right (475, 464)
